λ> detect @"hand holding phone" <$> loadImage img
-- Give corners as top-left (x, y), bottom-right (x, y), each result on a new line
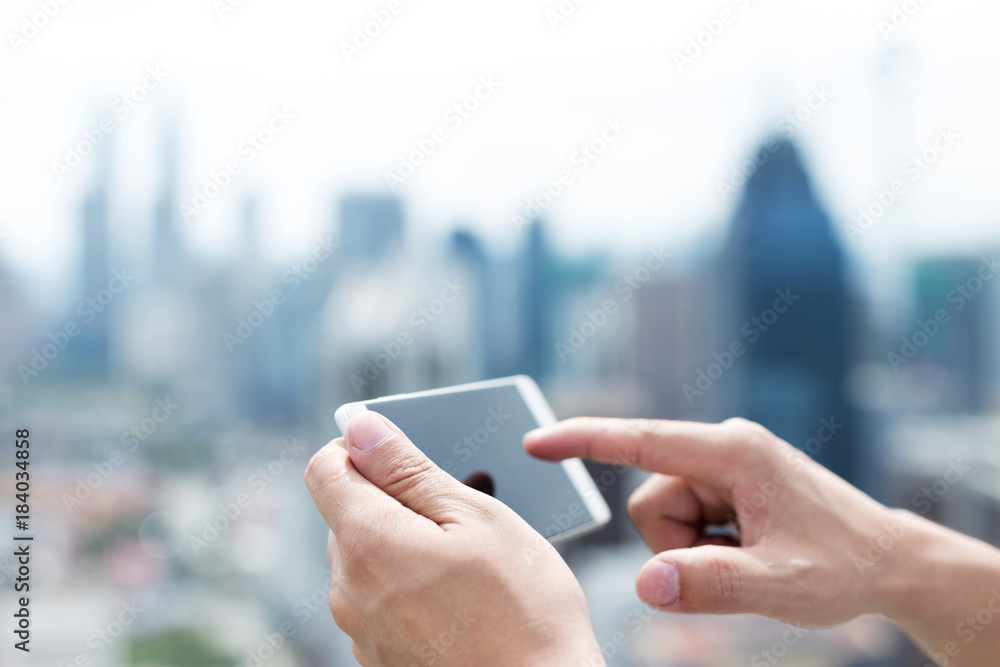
top-left (305, 402), bottom-right (609, 666)
top-left (334, 376), bottom-right (611, 543)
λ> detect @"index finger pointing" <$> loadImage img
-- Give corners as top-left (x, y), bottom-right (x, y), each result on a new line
top-left (523, 417), bottom-right (752, 482)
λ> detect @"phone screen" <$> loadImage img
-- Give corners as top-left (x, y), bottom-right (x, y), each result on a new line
top-left (362, 383), bottom-right (598, 539)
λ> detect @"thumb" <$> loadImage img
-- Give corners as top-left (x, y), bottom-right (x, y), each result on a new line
top-left (345, 410), bottom-right (471, 522)
top-left (636, 546), bottom-right (776, 615)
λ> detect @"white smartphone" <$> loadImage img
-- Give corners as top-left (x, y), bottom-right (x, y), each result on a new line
top-left (334, 376), bottom-right (611, 544)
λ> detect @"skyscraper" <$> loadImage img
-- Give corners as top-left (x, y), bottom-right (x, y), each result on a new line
top-left (338, 195), bottom-right (404, 265)
top-left (909, 257), bottom-right (998, 413)
top-left (151, 121), bottom-right (187, 286)
top-left (723, 139), bottom-right (860, 486)
top-left (75, 139), bottom-right (113, 377)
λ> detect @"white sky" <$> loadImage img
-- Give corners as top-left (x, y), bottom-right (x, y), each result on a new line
top-left (1, 0), bottom-right (999, 305)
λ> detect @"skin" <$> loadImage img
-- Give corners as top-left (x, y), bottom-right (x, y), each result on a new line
top-left (304, 410), bottom-right (604, 666)
top-left (305, 413), bottom-right (1000, 667)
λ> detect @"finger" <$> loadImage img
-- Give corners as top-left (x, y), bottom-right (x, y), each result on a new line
top-left (636, 545), bottom-right (777, 616)
top-left (346, 410), bottom-right (472, 524)
top-left (305, 436), bottom-right (405, 537)
top-left (628, 475), bottom-right (702, 552)
top-left (524, 417), bottom-right (759, 482)
top-left (628, 476), bottom-right (736, 552)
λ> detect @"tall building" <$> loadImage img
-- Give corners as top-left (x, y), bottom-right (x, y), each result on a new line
top-left (75, 142), bottom-right (113, 377)
top-left (633, 277), bottom-right (704, 419)
top-left (722, 139), bottom-right (861, 486)
top-left (151, 122), bottom-right (187, 286)
top-left (907, 257), bottom-right (999, 413)
top-left (338, 195), bottom-right (404, 265)
top-left (0, 263), bottom-right (31, 380)
top-left (518, 220), bottom-right (555, 380)
top-left (448, 228), bottom-right (489, 381)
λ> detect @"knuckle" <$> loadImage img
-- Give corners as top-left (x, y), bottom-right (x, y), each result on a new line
top-left (629, 418), bottom-right (664, 440)
top-left (722, 418), bottom-right (778, 461)
top-left (454, 491), bottom-right (496, 523)
top-left (722, 416), bottom-right (763, 439)
top-left (627, 419), bottom-right (665, 468)
top-left (304, 445), bottom-right (345, 488)
top-left (381, 452), bottom-right (439, 498)
top-left (706, 555), bottom-right (743, 605)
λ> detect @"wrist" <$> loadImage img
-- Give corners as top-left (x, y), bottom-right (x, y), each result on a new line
top-left (870, 508), bottom-right (1000, 640)
top-left (869, 509), bottom-right (943, 627)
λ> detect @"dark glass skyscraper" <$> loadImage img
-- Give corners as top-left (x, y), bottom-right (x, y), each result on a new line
top-left (724, 139), bottom-right (860, 486)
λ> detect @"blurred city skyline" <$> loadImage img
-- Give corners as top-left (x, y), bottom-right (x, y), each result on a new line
top-left (3, 3), bottom-right (1000, 665)
top-left (3, 0), bottom-right (1000, 311)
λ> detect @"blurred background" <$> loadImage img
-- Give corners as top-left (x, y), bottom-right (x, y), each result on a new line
top-left (2, 0), bottom-right (1000, 665)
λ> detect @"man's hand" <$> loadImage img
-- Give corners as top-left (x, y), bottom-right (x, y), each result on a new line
top-left (524, 417), bottom-right (1000, 666)
top-left (305, 411), bottom-right (604, 667)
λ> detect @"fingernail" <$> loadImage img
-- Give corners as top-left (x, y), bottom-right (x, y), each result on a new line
top-left (641, 561), bottom-right (679, 607)
top-left (347, 412), bottom-right (394, 452)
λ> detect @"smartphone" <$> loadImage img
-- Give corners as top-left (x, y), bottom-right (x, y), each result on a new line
top-left (334, 376), bottom-right (611, 544)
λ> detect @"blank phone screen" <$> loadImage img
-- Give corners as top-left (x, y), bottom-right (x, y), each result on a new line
top-left (364, 383), bottom-right (596, 538)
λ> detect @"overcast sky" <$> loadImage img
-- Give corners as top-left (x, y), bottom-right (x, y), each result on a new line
top-left (2, 0), bottom-right (999, 305)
